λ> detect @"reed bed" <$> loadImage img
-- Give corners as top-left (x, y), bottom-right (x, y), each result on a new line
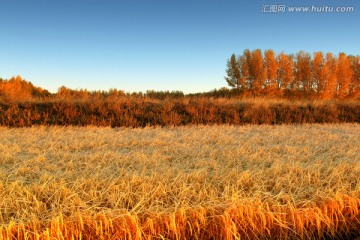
top-left (0, 124), bottom-right (359, 239)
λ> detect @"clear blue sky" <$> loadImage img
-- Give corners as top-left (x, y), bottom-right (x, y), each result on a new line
top-left (0, 0), bottom-right (359, 93)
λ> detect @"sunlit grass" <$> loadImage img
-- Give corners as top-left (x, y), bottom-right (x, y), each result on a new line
top-left (0, 124), bottom-right (359, 239)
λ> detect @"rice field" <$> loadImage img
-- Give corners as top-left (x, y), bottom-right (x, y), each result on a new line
top-left (0, 124), bottom-right (359, 239)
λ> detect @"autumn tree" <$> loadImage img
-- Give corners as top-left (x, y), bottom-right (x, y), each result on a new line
top-left (336, 53), bottom-right (353, 99)
top-left (57, 86), bottom-right (73, 99)
top-left (312, 51), bottom-right (328, 98)
top-left (318, 53), bottom-right (337, 99)
top-left (239, 54), bottom-right (249, 91)
top-left (242, 49), bottom-right (252, 91)
top-left (0, 76), bottom-right (33, 101)
top-left (225, 54), bottom-right (244, 90)
top-left (277, 52), bottom-right (294, 95)
top-left (349, 55), bottom-right (360, 98)
top-left (264, 49), bottom-right (278, 96)
top-left (250, 49), bottom-right (266, 95)
top-left (295, 51), bottom-right (313, 96)
top-left (109, 88), bottom-right (125, 99)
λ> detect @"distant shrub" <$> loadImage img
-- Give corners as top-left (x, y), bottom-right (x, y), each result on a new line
top-left (0, 98), bottom-right (359, 127)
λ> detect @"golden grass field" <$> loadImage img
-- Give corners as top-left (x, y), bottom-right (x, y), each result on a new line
top-left (0, 124), bottom-right (359, 239)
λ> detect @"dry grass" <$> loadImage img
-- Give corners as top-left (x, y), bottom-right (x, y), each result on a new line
top-left (0, 124), bottom-right (359, 239)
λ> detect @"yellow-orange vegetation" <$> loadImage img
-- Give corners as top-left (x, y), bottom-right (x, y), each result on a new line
top-left (0, 76), bottom-right (50, 102)
top-left (0, 124), bottom-right (359, 239)
top-left (336, 53), bottom-right (354, 99)
top-left (264, 49), bottom-right (278, 96)
top-left (225, 50), bottom-right (360, 100)
top-left (277, 52), bottom-right (294, 95)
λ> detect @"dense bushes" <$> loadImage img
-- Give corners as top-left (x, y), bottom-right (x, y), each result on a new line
top-left (0, 98), bottom-right (359, 127)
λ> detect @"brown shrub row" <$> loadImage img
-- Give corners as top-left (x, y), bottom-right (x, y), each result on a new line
top-left (0, 99), bottom-right (359, 127)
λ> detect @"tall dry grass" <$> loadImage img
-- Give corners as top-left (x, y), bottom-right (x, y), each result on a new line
top-left (0, 124), bottom-right (359, 239)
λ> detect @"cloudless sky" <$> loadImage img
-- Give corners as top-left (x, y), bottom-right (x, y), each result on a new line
top-left (0, 0), bottom-right (359, 93)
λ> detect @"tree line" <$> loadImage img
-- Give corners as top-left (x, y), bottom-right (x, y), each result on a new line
top-left (225, 49), bottom-right (360, 99)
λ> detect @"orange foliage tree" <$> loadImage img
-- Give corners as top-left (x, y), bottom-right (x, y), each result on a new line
top-left (277, 52), bottom-right (294, 95)
top-left (225, 50), bottom-right (360, 100)
top-left (336, 53), bottom-right (353, 99)
top-left (295, 51), bottom-right (313, 95)
top-left (250, 49), bottom-right (266, 96)
top-left (349, 55), bottom-right (360, 98)
top-left (0, 76), bottom-right (50, 102)
top-left (264, 49), bottom-right (278, 96)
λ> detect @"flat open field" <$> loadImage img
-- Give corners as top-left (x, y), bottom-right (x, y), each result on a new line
top-left (0, 124), bottom-right (359, 239)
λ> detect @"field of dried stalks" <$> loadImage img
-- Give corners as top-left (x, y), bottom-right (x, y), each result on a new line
top-left (0, 124), bottom-right (359, 239)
